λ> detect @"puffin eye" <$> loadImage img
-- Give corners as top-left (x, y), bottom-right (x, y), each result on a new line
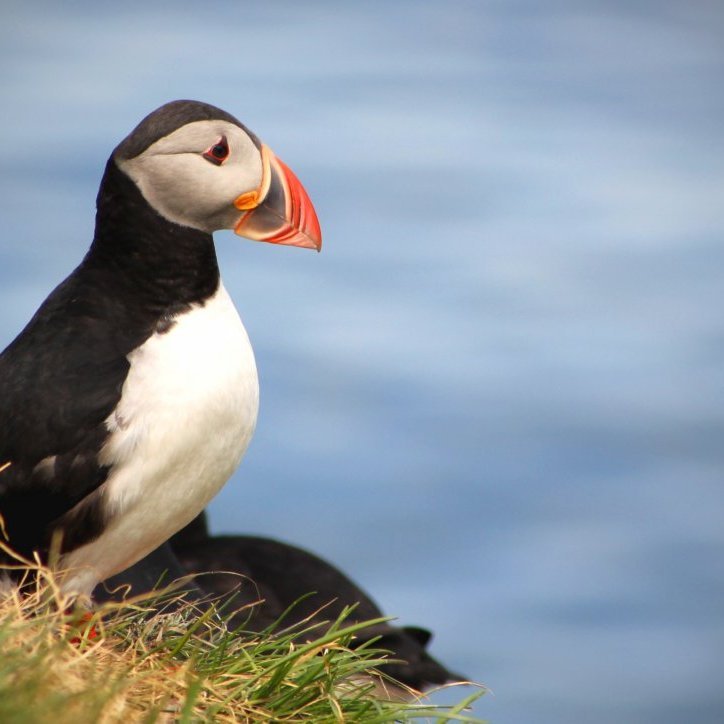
top-left (203, 136), bottom-right (229, 165)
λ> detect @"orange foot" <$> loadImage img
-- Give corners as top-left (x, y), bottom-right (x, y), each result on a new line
top-left (69, 610), bottom-right (99, 644)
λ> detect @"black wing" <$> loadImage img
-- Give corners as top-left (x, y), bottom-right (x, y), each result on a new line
top-left (0, 264), bottom-right (152, 558)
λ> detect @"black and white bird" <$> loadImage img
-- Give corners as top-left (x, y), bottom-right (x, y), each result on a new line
top-left (0, 100), bottom-right (321, 598)
top-left (167, 513), bottom-right (466, 696)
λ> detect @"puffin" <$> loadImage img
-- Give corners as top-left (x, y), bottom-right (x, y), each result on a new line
top-left (98, 511), bottom-right (465, 697)
top-left (169, 513), bottom-right (465, 695)
top-left (0, 100), bottom-right (321, 598)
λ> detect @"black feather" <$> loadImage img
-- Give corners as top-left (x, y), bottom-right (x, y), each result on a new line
top-left (167, 512), bottom-right (466, 690)
top-left (114, 99), bottom-right (259, 161)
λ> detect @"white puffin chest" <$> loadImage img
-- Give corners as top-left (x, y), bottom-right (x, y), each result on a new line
top-left (105, 281), bottom-right (259, 510)
top-left (61, 282), bottom-right (259, 593)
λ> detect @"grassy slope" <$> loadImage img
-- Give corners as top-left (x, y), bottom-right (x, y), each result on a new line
top-left (0, 564), bottom-right (485, 723)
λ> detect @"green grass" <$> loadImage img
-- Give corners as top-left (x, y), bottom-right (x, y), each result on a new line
top-left (0, 561), bottom-right (486, 723)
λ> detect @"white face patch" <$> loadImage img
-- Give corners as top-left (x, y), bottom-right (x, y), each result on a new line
top-left (117, 120), bottom-right (263, 232)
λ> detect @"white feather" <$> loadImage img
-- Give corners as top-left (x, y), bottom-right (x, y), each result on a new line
top-left (59, 282), bottom-right (258, 596)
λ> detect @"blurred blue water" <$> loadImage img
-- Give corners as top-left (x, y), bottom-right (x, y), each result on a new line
top-left (1, 1), bottom-right (723, 721)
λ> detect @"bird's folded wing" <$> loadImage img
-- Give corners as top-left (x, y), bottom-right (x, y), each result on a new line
top-left (0, 271), bottom-right (149, 555)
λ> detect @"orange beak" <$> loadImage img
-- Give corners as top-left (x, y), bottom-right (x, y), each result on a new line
top-left (233, 144), bottom-right (322, 251)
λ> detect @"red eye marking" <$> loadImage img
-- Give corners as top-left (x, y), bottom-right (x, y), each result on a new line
top-left (203, 135), bottom-right (229, 165)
